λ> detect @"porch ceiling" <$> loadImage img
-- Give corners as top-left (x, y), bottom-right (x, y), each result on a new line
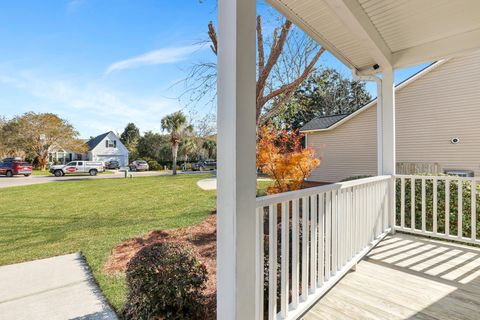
top-left (267, 0), bottom-right (480, 73)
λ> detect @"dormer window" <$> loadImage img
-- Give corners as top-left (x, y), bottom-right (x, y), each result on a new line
top-left (105, 140), bottom-right (116, 148)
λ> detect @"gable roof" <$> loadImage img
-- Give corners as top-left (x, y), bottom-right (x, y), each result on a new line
top-left (86, 132), bottom-right (112, 150)
top-left (300, 114), bottom-right (350, 131)
top-left (300, 60), bottom-right (445, 133)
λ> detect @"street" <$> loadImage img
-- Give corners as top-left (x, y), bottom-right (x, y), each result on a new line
top-left (0, 171), bottom-right (171, 189)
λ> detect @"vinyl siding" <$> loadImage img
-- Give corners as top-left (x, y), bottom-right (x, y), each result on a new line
top-left (307, 105), bottom-right (377, 182)
top-left (306, 50), bottom-right (480, 182)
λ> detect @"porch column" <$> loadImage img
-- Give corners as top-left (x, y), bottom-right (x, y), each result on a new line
top-left (217, 0), bottom-right (257, 319)
top-left (379, 67), bottom-right (395, 176)
top-left (378, 67), bottom-right (396, 233)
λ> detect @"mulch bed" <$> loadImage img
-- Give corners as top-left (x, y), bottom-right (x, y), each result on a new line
top-left (104, 213), bottom-right (218, 319)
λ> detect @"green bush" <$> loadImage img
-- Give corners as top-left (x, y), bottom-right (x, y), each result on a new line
top-left (122, 241), bottom-right (208, 320)
top-left (146, 159), bottom-right (162, 171)
top-left (395, 175), bottom-right (480, 238)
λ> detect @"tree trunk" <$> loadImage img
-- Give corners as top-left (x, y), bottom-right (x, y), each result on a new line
top-left (39, 153), bottom-right (48, 171)
top-left (172, 143), bottom-right (178, 175)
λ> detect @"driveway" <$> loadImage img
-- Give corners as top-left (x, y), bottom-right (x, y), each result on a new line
top-left (0, 170), bottom-right (169, 189)
top-left (0, 253), bottom-right (117, 320)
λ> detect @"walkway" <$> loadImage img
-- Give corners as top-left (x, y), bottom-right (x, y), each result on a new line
top-left (0, 253), bottom-right (117, 320)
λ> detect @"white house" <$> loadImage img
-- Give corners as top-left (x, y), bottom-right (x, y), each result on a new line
top-left (49, 131), bottom-right (129, 166)
top-left (86, 131), bottom-right (129, 167)
top-left (301, 50), bottom-right (480, 183)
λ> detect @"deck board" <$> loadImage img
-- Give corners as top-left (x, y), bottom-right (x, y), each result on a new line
top-left (303, 233), bottom-right (480, 320)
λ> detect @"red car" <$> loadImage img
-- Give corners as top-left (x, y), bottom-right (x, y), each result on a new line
top-left (0, 161), bottom-right (33, 177)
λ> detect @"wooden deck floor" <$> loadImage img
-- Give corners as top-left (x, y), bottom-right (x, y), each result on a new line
top-left (303, 233), bottom-right (480, 320)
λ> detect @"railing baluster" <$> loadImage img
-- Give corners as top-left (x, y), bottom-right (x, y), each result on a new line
top-left (411, 177), bottom-right (416, 230)
top-left (472, 180), bottom-right (477, 242)
top-left (338, 189), bottom-right (344, 267)
top-left (421, 178), bottom-right (426, 232)
top-left (310, 194), bottom-right (318, 293)
top-left (255, 207), bottom-right (264, 320)
top-left (291, 198), bottom-right (300, 309)
top-left (268, 204), bottom-right (277, 320)
top-left (401, 177), bottom-right (405, 229)
top-left (317, 193), bottom-right (325, 287)
top-left (301, 197), bottom-right (309, 300)
top-left (446, 179), bottom-right (450, 236)
top-left (433, 178), bottom-right (438, 234)
top-left (280, 201), bottom-right (289, 318)
top-left (458, 180), bottom-right (463, 239)
top-left (332, 190), bottom-right (338, 275)
top-left (325, 191), bottom-right (331, 282)
top-left (347, 188), bottom-right (352, 261)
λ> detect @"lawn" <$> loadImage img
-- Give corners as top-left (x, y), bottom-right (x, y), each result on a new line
top-left (0, 174), bottom-right (216, 311)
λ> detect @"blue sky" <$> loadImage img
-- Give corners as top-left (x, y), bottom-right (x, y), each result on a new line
top-left (0, 0), bottom-right (429, 138)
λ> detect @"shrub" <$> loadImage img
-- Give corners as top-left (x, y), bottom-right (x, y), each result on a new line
top-left (122, 241), bottom-right (208, 320)
top-left (146, 159), bottom-right (162, 171)
top-left (257, 125), bottom-right (321, 194)
top-left (395, 174), bottom-right (480, 238)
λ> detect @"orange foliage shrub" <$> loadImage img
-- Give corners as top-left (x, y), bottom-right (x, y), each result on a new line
top-left (257, 126), bottom-right (321, 194)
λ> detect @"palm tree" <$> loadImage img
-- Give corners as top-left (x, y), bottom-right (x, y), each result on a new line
top-left (161, 111), bottom-right (192, 175)
top-left (181, 136), bottom-right (197, 170)
top-left (202, 139), bottom-right (217, 159)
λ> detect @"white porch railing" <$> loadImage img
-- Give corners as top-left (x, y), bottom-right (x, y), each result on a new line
top-left (255, 176), bottom-right (393, 320)
top-left (395, 175), bottom-right (480, 246)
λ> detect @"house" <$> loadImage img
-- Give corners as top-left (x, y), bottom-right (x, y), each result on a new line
top-left (49, 131), bottom-right (129, 167)
top-left (215, 1), bottom-right (480, 320)
top-left (85, 131), bottom-right (129, 167)
top-left (301, 50), bottom-right (480, 183)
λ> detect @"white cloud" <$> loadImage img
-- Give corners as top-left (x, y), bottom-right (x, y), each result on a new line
top-left (105, 45), bottom-right (204, 74)
top-left (0, 71), bottom-right (179, 137)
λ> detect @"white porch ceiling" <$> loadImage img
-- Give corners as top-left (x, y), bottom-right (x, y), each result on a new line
top-left (268, 0), bottom-right (480, 73)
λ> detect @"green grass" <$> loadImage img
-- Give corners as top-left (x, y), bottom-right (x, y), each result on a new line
top-left (0, 174), bottom-right (216, 311)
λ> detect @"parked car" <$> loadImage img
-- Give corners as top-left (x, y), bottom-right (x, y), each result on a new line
top-left (129, 160), bottom-right (149, 171)
top-left (49, 161), bottom-right (105, 177)
top-left (192, 159), bottom-right (217, 171)
top-left (0, 161), bottom-right (33, 177)
top-left (105, 160), bottom-right (120, 170)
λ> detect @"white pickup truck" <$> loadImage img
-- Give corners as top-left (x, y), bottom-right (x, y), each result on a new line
top-left (50, 161), bottom-right (105, 177)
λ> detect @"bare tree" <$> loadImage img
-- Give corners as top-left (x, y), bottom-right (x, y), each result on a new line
top-left (183, 13), bottom-right (325, 125)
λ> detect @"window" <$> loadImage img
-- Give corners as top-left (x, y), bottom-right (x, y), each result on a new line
top-left (77, 161), bottom-right (83, 166)
top-left (105, 140), bottom-right (116, 148)
top-left (66, 162), bottom-right (76, 166)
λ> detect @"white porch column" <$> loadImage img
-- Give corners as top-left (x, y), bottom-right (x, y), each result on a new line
top-left (379, 67), bottom-right (395, 176)
top-left (378, 67), bottom-right (396, 233)
top-left (217, 0), bottom-right (257, 319)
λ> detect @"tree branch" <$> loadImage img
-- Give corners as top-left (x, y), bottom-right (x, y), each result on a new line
top-left (208, 21), bottom-right (218, 55)
top-left (256, 20), bottom-right (292, 111)
top-left (257, 16), bottom-right (265, 75)
top-left (258, 47), bottom-right (325, 123)
top-left (260, 47), bottom-right (325, 107)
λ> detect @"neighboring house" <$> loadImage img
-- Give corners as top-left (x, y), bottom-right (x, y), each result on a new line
top-left (49, 131), bottom-right (129, 166)
top-left (48, 145), bottom-right (87, 164)
top-left (301, 50), bottom-right (480, 183)
top-left (86, 131), bottom-right (129, 167)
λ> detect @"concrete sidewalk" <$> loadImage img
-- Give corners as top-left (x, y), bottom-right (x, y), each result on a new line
top-left (0, 253), bottom-right (117, 320)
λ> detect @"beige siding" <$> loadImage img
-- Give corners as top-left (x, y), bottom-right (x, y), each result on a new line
top-left (307, 106), bottom-right (377, 182)
top-left (307, 50), bottom-right (480, 182)
top-left (396, 51), bottom-right (480, 176)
